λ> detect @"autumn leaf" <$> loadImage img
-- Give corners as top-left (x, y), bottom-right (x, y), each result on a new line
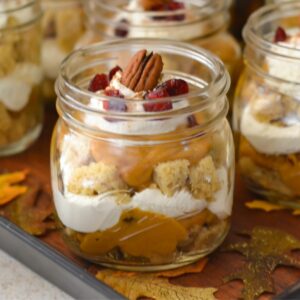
top-left (3, 175), bottom-right (56, 236)
top-left (224, 227), bottom-right (300, 300)
top-left (245, 200), bottom-right (284, 212)
top-left (97, 269), bottom-right (216, 300)
top-left (0, 170), bottom-right (28, 206)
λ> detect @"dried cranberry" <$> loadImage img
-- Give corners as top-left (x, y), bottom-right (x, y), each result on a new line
top-left (274, 26), bottom-right (288, 43)
top-left (162, 79), bottom-right (189, 96)
top-left (103, 89), bottom-right (127, 112)
top-left (146, 87), bottom-right (170, 99)
top-left (151, 1), bottom-right (185, 21)
top-left (88, 74), bottom-right (109, 92)
top-left (144, 101), bottom-right (173, 112)
top-left (109, 66), bottom-right (122, 81)
top-left (115, 19), bottom-right (129, 37)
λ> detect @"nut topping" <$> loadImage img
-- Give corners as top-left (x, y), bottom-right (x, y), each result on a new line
top-left (140, 0), bottom-right (170, 10)
top-left (121, 49), bottom-right (163, 92)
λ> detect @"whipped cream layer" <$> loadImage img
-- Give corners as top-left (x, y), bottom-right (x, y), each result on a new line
top-left (266, 28), bottom-right (300, 96)
top-left (108, 0), bottom-right (217, 41)
top-left (42, 39), bottom-right (68, 79)
top-left (241, 106), bottom-right (300, 155)
top-left (85, 72), bottom-right (188, 135)
top-left (0, 63), bottom-right (43, 111)
top-left (53, 167), bottom-right (229, 233)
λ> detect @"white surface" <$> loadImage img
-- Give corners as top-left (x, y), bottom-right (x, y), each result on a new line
top-left (0, 249), bottom-right (72, 300)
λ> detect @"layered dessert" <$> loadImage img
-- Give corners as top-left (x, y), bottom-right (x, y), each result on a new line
top-left (0, 1), bottom-right (43, 153)
top-left (239, 26), bottom-right (300, 200)
top-left (53, 49), bottom-right (233, 268)
top-left (41, 0), bottom-right (85, 100)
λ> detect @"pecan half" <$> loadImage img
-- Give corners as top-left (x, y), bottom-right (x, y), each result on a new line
top-left (121, 49), bottom-right (163, 92)
top-left (140, 0), bottom-right (170, 10)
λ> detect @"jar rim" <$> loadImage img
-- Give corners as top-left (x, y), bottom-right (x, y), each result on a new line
top-left (56, 38), bottom-right (230, 120)
top-left (243, 2), bottom-right (300, 60)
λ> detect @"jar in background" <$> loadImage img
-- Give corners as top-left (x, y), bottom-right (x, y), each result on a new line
top-left (41, 0), bottom-right (85, 101)
top-left (233, 3), bottom-right (300, 206)
top-left (79, 0), bottom-right (241, 105)
top-left (51, 39), bottom-right (234, 271)
top-left (0, 0), bottom-right (43, 156)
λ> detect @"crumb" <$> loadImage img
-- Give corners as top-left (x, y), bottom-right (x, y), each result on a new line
top-left (67, 162), bottom-right (127, 196)
top-left (154, 159), bottom-right (190, 196)
top-left (190, 155), bottom-right (220, 201)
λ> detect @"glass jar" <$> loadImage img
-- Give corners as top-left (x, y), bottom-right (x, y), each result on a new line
top-left (51, 39), bottom-right (234, 271)
top-left (233, 2), bottom-right (300, 206)
top-left (41, 0), bottom-right (85, 101)
top-left (0, 0), bottom-right (43, 156)
top-left (79, 0), bottom-right (241, 105)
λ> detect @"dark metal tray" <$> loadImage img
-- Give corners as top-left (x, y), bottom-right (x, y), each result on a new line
top-left (0, 217), bottom-right (124, 300)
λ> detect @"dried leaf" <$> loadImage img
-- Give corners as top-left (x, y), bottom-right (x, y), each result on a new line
top-left (97, 269), bottom-right (216, 300)
top-left (3, 175), bottom-right (56, 236)
top-left (0, 170), bottom-right (28, 206)
top-left (155, 258), bottom-right (208, 278)
top-left (245, 200), bottom-right (284, 212)
top-left (224, 227), bottom-right (300, 300)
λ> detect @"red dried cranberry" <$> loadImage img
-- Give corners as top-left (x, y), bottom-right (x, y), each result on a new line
top-left (162, 79), bottom-right (189, 96)
top-left (88, 74), bottom-right (109, 92)
top-left (109, 66), bottom-right (122, 81)
top-left (103, 89), bottom-right (127, 112)
top-left (144, 101), bottom-right (173, 112)
top-left (274, 26), bottom-right (288, 43)
top-left (151, 1), bottom-right (185, 21)
top-left (115, 19), bottom-right (129, 37)
top-left (146, 87), bottom-right (170, 99)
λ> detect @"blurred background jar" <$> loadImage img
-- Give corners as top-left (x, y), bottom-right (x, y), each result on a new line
top-left (51, 39), bottom-right (234, 270)
top-left (41, 0), bottom-right (85, 101)
top-left (0, 0), bottom-right (43, 156)
top-left (78, 0), bottom-right (241, 108)
top-left (233, 2), bottom-right (300, 207)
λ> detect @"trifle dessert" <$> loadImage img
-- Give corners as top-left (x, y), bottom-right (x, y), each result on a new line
top-left (80, 0), bottom-right (241, 105)
top-left (41, 0), bottom-right (85, 100)
top-left (0, 0), bottom-right (43, 156)
top-left (51, 39), bottom-right (234, 270)
top-left (234, 2), bottom-right (300, 205)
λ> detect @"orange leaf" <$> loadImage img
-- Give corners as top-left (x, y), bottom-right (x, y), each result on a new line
top-left (245, 200), bottom-right (285, 212)
top-left (0, 185), bottom-right (28, 205)
top-left (155, 258), bottom-right (208, 278)
top-left (0, 170), bottom-right (28, 186)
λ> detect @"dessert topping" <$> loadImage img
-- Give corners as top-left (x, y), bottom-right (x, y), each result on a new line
top-left (103, 89), bottom-right (127, 112)
top-left (109, 65), bottom-right (123, 81)
top-left (88, 74), bottom-right (109, 92)
top-left (121, 49), bottom-right (163, 92)
top-left (274, 26), bottom-right (288, 43)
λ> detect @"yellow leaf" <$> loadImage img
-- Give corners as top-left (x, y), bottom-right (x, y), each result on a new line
top-left (0, 170), bottom-right (28, 206)
top-left (96, 269), bottom-right (216, 300)
top-left (245, 200), bottom-right (285, 212)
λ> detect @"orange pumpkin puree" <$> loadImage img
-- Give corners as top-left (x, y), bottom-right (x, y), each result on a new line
top-left (240, 136), bottom-right (300, 195)
top-left (80, 209), bottom-right (189, 258)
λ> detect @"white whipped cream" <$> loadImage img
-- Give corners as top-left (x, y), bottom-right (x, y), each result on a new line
top-left (0, 63), bottom-right (43, 111)
top-left (241, 106), bottom-right (300, 155)
top-left (42, 39), bottom-right (68, 79)
top-left (108, 0), bottom-right (214, 41)
top-left (266, 28), bottom-right (300, 96)
top-left (85, 72), bottom-right (187, 135)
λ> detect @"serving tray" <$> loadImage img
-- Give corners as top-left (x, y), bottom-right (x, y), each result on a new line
top-left (1, 105), bottom-right (300, 300)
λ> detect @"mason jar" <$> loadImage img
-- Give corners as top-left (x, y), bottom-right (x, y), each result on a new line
top-left (41, 0), bottom-right (85, 101)
top-left (233, 2), bottom-right (300, 207)
top-left (51, 39), bottom-right (234, 271)
top-left (78, 0), bottom-right (241, 104)
top-left (0, 0), bottom-right (43, 156)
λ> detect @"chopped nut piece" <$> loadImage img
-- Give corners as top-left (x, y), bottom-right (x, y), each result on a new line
top-left (154, 159), bottom-right (190, 196)
top-left (67, 162), bottom-right (127, 196)
top-left (190, 156), bottom-right (220, 201)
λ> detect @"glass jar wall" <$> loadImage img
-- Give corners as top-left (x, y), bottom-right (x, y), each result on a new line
top-left (233, 2), bottom-right (300, 207)
top-left (79, 0), bottom-right (241, 105)
top-left (0, 0), bottom-right (43, 156)
top-left (41, 0), bottom-right (85, 100)
top-left (51, 39), bottom-right (235, 271)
